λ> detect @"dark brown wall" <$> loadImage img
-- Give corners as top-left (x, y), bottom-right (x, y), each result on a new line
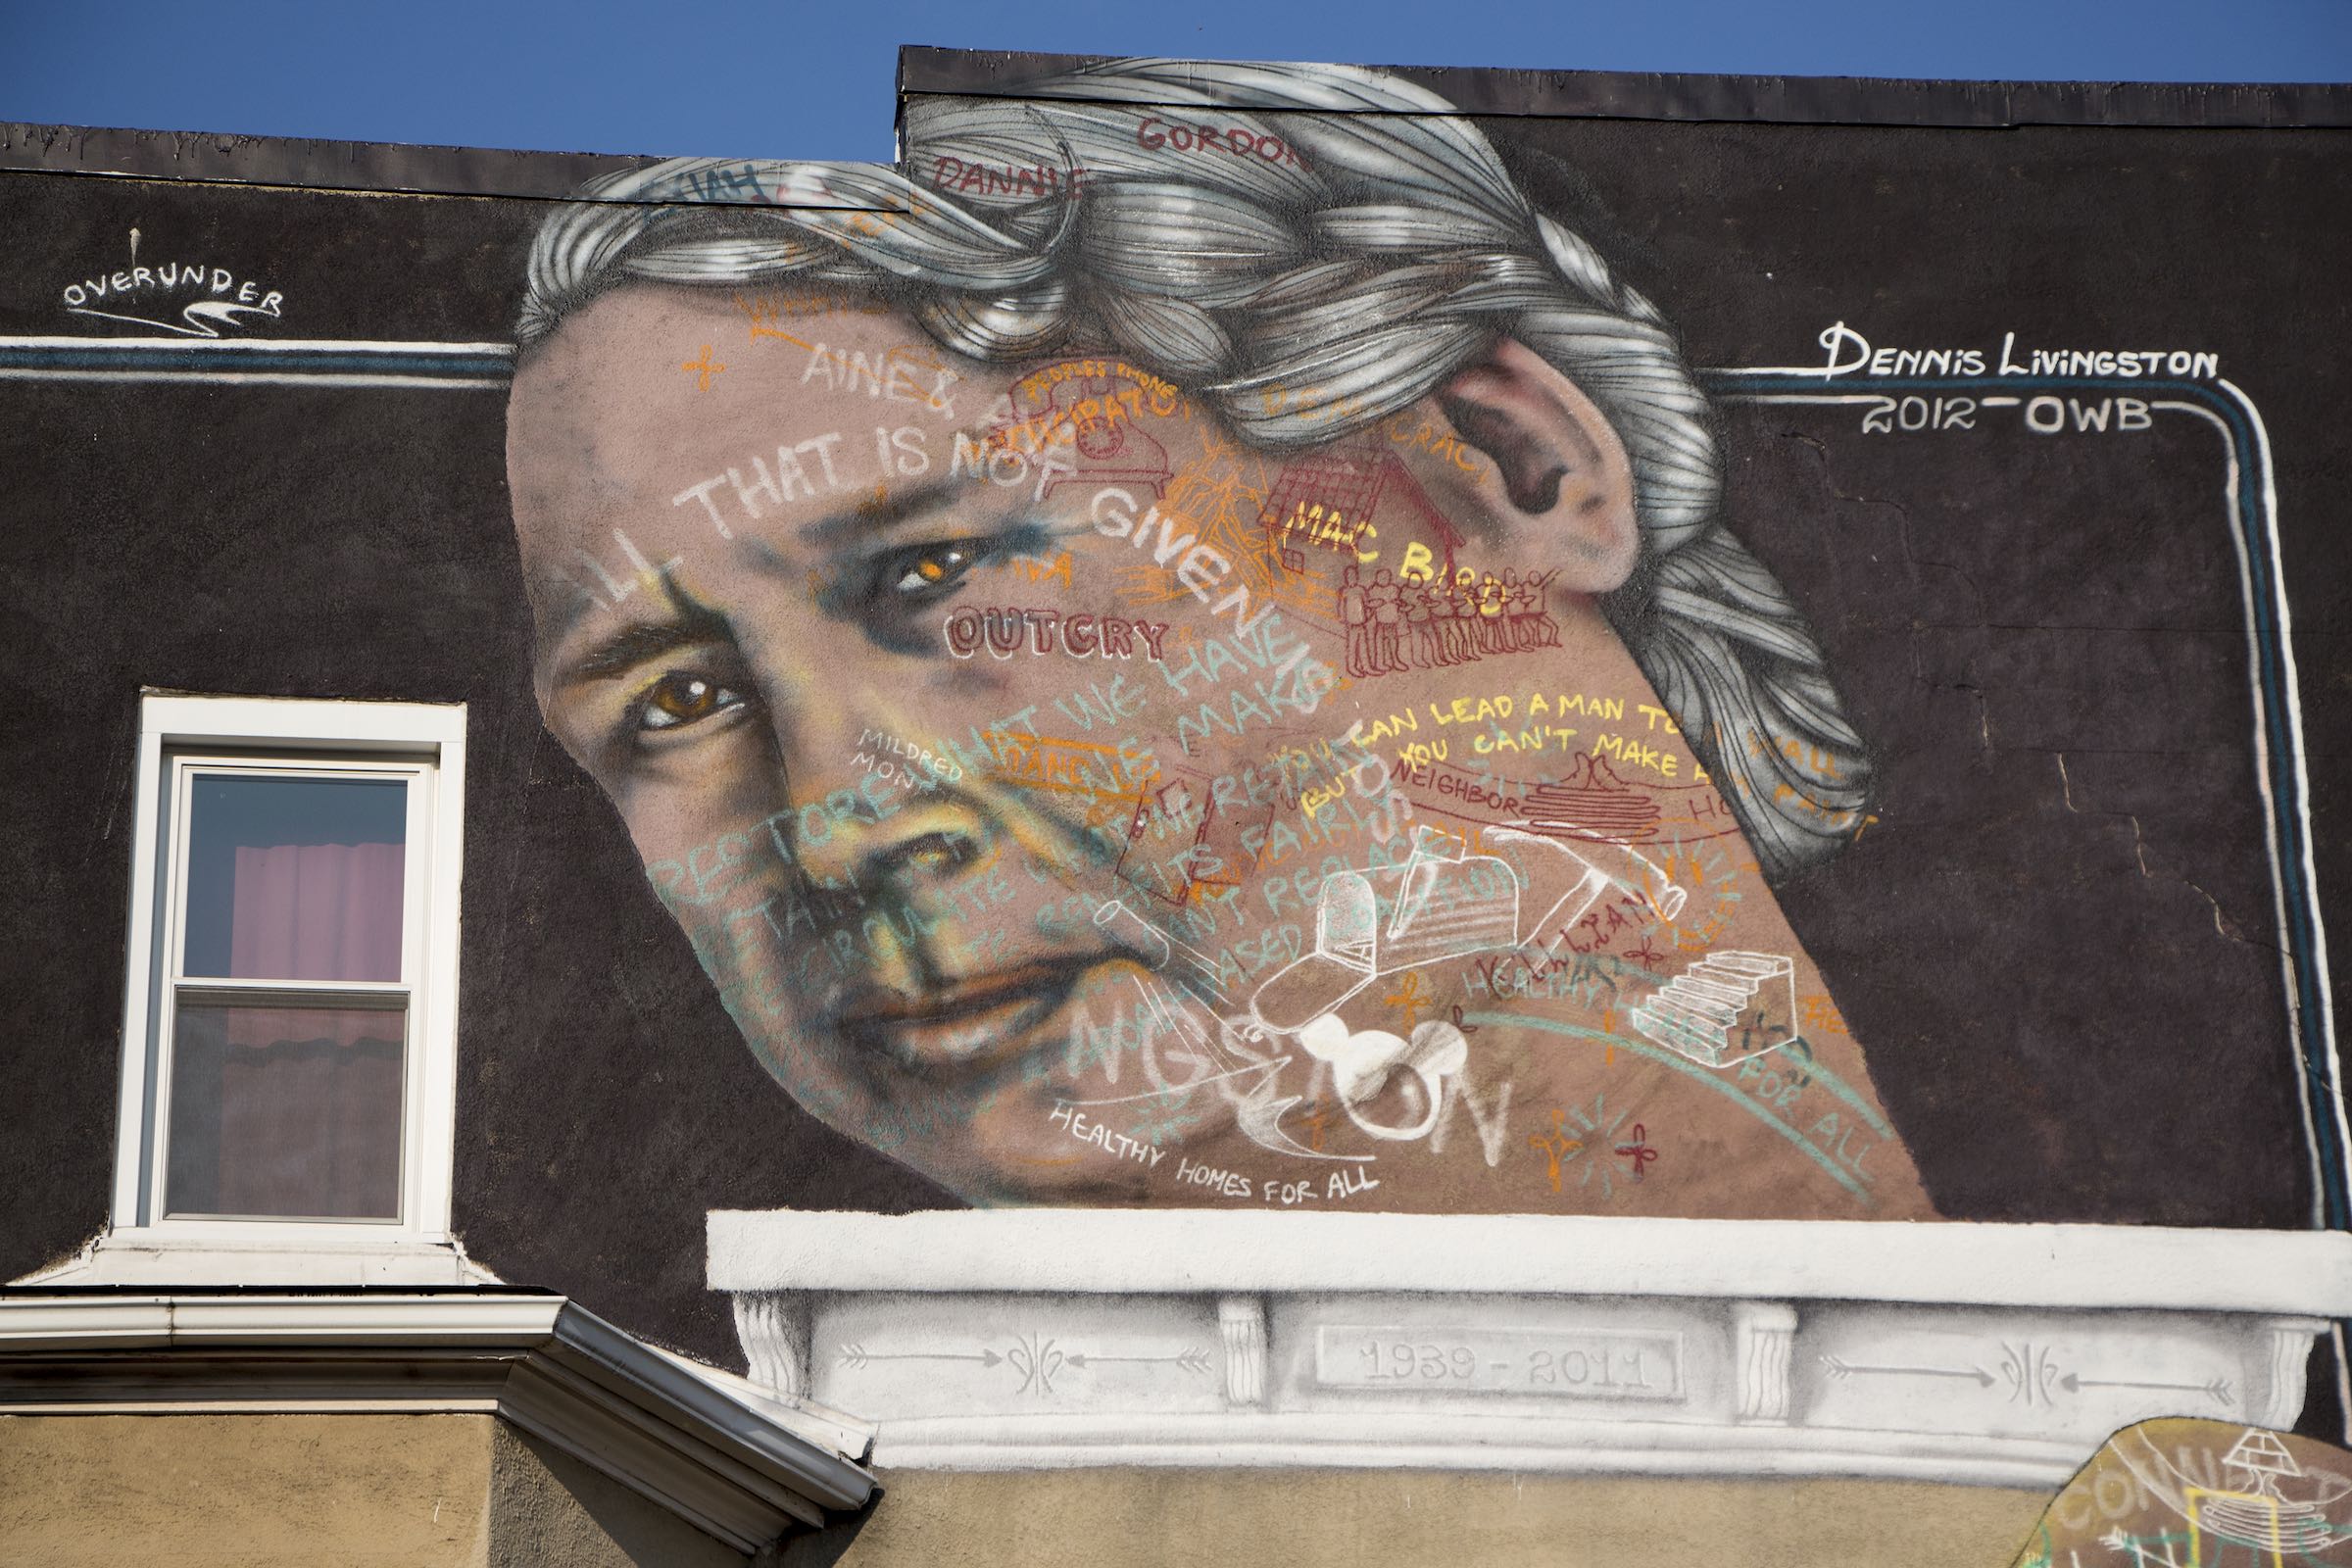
top-left (1, 82), bottom-right (2344, 1368)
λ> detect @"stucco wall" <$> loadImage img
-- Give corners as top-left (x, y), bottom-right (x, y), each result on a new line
top-left (0, 1412), bottom-right (749, 1567)
top-left (789, 1470), bottom-right (2051, 1567)
top-left (489, 1420), bottom-right (746, 1568)
top-left (0, 1413), bottom-right (494, 1567)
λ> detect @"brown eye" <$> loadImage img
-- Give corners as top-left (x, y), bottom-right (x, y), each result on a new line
top-left (638, 671), bottom-right (744, 731)
top-left (890, 543), bottom-right (977, 598)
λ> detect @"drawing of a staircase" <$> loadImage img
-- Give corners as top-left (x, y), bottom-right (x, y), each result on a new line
top-left (1630, 951), bottom-right (1798, 1069)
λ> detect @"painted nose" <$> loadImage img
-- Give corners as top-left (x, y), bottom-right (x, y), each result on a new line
top-left (770, 702), bottom-right (993, 902)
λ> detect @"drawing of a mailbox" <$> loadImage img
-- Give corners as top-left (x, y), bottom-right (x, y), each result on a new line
top-left (1249, 824), bottom-right (1683, 1035)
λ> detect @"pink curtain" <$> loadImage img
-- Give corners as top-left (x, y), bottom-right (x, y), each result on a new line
top-left (212, 842), bottom-right (406, 1218)
top-left (228, 841), bottom-right (405, 985)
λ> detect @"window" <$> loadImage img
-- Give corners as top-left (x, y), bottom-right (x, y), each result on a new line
top-left (112, 696), bottom-right (466, 1242)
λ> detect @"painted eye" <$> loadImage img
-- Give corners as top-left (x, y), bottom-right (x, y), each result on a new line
top-left (888, 543), bottom-right (979, 598)
top-left (637, 671), bottom-right (745, 731)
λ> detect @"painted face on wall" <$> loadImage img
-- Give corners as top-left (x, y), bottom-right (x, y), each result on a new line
top-left (510, 282), bottom-right (1933, 1218)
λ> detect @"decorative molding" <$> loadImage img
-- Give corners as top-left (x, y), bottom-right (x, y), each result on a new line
top-left (0, 1290), bottom-right (873, 1553)
top-left (1733, 1302), bottom-right (1798, 1424)
top-left (2259, 1316), bottom-right (2330, 1430)
top-left (823, 1316), bottom-right (1213, 1400)
top-left (772, 1295), bottom-right (2317, 1483)
top-left (735, 1292), bottom-right (810, 1400)
top-left (1219, 1296), bottom-right (1267, 1409)
top-left (714, 1211), bottom-right (2348, 1486)
top-left (709, 1211), bottom-right (2352, 1316)
top-left (860, 1411), bottom-right (2098, 1485)
top-left (1311, 1323), bottom-right (1684, 1402)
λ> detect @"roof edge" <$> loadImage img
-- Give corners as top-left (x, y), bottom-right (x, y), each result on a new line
top-left (897, 45), bottom-right (2352, 129)
top-left (0, 1289), bottom-right (877, 1549)
top-left (6, 52), bottom-right (2342, 204)
top-left (0, 120), bottom-right (662, 201)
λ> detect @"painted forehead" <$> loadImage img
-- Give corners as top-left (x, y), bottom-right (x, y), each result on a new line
top-left (508, 283), bottom-right (1170, 494)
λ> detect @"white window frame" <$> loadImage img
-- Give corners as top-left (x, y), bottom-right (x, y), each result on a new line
top-left (110, 694), bottom-right (466, 1247)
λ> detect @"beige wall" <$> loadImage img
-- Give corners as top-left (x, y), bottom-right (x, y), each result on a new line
top-left (488, 1420), bottom-right (743, 1568)
top-left (0, 1413), bottom-right (2058, 1566)
top-left (786, 1469), bottom-right (2052, 1568)
top-left (1, 1412), bottom-right (494, 1567)
top-left (0, 1412), bottom-right (746, 1567)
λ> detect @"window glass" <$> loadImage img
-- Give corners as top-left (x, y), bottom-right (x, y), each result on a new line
top-left (163, 1001), bottom-right (406, 1219)
top-left (181, 774), bottom-right (407, 982)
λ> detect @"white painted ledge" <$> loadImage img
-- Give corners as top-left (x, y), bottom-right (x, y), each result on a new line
top-left (0, 1289), bottom-right (875, 1553)
top-left (712, 1210), bottom-right (2350, 1486)
top-left (710, 1210), bottom-right (2352, 1315)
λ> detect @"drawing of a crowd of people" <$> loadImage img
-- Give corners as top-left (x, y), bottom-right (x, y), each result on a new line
top-left (1338, 565), bottom-right (1560, 677)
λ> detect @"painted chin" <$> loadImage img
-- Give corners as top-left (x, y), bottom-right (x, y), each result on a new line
top-left (832, 955), bottom-right (1107, 1078)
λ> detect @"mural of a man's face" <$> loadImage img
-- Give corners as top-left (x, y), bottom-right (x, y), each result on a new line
top-left (507, 281), bottom-right (1913, 1215)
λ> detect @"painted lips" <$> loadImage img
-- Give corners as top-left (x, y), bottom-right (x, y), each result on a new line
top-left (831, 955), bottom-right (1105, 1071)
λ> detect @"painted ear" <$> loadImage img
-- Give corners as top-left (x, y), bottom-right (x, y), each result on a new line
top-left (1436, 339), bottom-right (1639, 593)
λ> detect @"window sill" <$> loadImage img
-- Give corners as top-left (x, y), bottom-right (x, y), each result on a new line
top-left (19, 1229), bottom-right (496, 1289)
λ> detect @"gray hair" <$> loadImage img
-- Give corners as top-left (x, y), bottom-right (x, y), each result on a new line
top-left (516, 58), bottom-right (1870, 881)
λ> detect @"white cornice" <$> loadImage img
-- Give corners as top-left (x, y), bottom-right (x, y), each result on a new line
top-left (0, 1290), bottom-right (876, 1553)
top-left (710, 1210), bottom-right (2352, 1315)
top-left (861, 1411), bottom-right (2103, 1485)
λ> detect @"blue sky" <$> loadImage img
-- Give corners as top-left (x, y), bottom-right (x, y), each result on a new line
top-left (5, 0), bottom-right (2349, 161)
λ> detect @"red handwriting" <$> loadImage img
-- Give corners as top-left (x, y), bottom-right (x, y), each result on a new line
top-left (931, 157), bottom-right (1087, 200)
top-left (1395, 758), bottom-right (1529, 816)
top-left (1137, 117), bottom-right (1305, 169)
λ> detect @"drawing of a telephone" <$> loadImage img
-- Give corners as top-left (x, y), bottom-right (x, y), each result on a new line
top-left (1041, 375), bottom-right (1170, 499)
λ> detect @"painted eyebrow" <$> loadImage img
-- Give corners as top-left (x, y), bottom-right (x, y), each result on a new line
top-left (547, 471), bottom-right (994, 680)
top-left (802, 474), bottom-right (964, 550)
top-left (738, 473), bottom-right (1001, 606)
top-left (558, 604), bottom-right (734, 687)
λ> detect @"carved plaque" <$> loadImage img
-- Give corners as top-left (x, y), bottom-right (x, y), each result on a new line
top-left (1314, 1325), bottom-right (1686, 1400)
